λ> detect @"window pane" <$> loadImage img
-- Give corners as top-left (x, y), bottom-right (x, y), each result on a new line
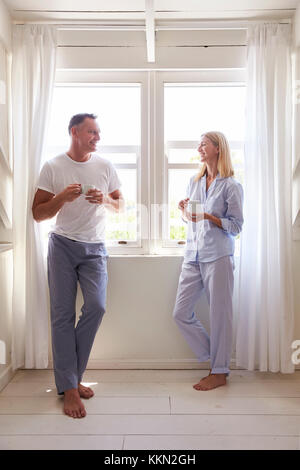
top-left (164, 84), bottom-right (246, 245)
top-left (40, 84), bottom-right (141, 251)
top-left (168, 148), bottom-right (200, 164)
top-left (231, 148), bottom-right (244, 185)
top-left (100, 153), bottom-right (137, 164)
top-left (164, 84), bottom-right (245, 142)
top-left (46, 84), bottom-right (141, 151)
top-left (106, 169), bottom-right (137, 242)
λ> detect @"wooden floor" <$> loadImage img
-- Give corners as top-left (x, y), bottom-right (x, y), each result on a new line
top-left (0, 369), bottom-right (300, 450)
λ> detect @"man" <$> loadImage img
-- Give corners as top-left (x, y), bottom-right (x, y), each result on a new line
top-left (32, 113), bottom-right (124, 418)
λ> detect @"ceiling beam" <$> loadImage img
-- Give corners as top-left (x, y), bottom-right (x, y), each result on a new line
top-left (145, 0), bottom-right (155, 62)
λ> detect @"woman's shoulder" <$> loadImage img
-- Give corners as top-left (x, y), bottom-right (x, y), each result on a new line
top-left (187, 173), bottom-right (199, 186)
top-left (224, 176), bottom-right (242, 188)
top-left (223, 177), bottom-right (243, 198)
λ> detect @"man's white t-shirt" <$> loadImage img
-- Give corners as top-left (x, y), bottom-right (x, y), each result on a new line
top-left (37, 153), bottom-right (121, 243)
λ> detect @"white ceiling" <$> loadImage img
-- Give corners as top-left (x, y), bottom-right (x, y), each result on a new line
top-left (3, 0), bottom-right (299, 23)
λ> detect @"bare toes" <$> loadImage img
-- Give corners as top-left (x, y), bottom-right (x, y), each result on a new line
top-left (78, 384), bottom-right (94, 399)
top-left (193, 383), bottom-right (208, 391)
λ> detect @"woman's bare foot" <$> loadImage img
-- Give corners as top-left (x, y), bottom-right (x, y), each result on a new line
top-left (63, 388), bottom-right (86, 418)
top-left (193, 372), bottom-right (227, 391)
top-left (78, 383), bottom-right (94, 399)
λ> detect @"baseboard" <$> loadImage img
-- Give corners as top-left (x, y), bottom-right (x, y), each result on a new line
top-left (47, 358), bottom-right (300, 371)
top-left (48, 358), bottom-right (244, 370)
top-left (0, 363), bottom-right (15, 392)
top-left (87, 359), bottom-right (212, 370)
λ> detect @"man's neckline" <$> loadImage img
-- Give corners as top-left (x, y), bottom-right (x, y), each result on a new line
top-left (65, 152), bottom-right (93, 163)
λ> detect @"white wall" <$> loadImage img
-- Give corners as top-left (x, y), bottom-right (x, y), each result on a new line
top-left (2, 16), bottom-right (298, 372)
top-left (56, 28), bottom-right (246, 69)
top-left (0, 0), bottom-right (13, 390)
top-left (45, 28), bottom-right (245, 369)
top-left (292, 4), bottom-right (300, 345)
top-left (48, 256), bottom-right (214, 369)
top-left (0, 250), bottom-right (13, 386)
top-left (0, 0), bottom-right (11, 51)
top-left (48, 24), bottom-right (300, 370)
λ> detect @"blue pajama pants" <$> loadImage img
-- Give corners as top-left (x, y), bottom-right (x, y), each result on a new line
top-left (173, 255), bottom-right (234, 376)
top-left (47, 233), bottom-right (108, 394)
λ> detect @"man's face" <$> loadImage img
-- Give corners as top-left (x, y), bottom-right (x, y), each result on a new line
top-left (73, 117), bottom-right (100, 152)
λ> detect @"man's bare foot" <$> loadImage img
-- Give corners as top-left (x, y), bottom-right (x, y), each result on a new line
top-left (193, 372), bottom-right (227, 391)
top-left (63, 388), bottom-right (86, 418)
top-left (78, 383), bottom-right (94, 399)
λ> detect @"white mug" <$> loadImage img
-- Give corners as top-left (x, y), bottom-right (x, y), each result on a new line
top-left (187, 200), bottom-right (204, 218)
top-left (81, 184), bottom-right (95, 195)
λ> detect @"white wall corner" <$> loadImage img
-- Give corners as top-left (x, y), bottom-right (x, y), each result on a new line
top-left (0, 0), bottom-right (12, 52)
top-left (0, 364), bottom-right (15, 393)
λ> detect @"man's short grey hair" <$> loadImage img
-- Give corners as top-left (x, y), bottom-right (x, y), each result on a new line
top-left (68, 113), bottom-right (98, 135)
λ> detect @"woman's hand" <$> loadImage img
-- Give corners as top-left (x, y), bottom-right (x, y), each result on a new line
top-left (186, 212), bottom-right (204, 223)
top-left (178, 197), bottom-right (189, 212)
top-left (185, 211), bottom-right (221, 225)
top-left (203, 212), bottom-right (222, 228)
top-left (178, 198), bottom-right (189, 222)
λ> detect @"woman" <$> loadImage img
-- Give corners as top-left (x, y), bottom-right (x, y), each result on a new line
top-left (173, 131), bottom-right (243, 391)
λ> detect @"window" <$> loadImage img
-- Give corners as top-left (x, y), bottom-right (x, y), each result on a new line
top-left (163, 82), bottom-right (246, 249)
top-left (40, 71), bottom-right (245, 256)
top-left (42, 79), bottom-right (144, 253)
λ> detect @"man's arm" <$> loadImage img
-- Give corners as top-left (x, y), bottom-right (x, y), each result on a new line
top-left (105, 189), bottom-right (125, 212)
top-left (32, 184), bottom-right (82, 222)
top-left (85, 188), bottom-right (125, 212)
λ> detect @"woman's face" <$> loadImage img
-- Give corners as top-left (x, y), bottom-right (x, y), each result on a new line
top-left (197, 136), bottom-right (219, 164)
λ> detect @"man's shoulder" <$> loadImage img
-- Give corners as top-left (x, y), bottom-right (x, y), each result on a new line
top-left (92, 154), bottom-right (117, 174)
top-left (92, 153), bottom-right (112, 167)
top-left (45, 153), bottom-right (67, 167)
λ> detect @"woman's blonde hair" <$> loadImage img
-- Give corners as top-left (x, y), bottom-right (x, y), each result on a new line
top-left (194, 131), bottom-right (234, 182)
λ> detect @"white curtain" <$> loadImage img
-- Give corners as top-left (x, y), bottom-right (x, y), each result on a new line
top-left (236, 23), bottom-right (294, 373)
top-left (11, 25), bottom-right (57, 369)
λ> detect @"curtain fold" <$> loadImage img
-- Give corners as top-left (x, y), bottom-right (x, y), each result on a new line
top-left (236, 23), bottom-right (294, 373)
top-left (11, 25), bottom-right (57, 369)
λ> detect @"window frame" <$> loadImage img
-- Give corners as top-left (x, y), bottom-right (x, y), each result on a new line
top-left (48, 69), bottom-right (245, 256)
top-left (52, 71), bottom-right (149, 255)
top-left (155, 70), bottom-right (246, 254)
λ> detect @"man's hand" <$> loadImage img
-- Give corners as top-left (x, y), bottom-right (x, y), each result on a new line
top-left (85, 188), bottom-right (105, 205)
top-left (61, 184), bottom-right (82, 202)
top-left (85, 188), bottom-right (124, 212)
top-left (32, 184), bottom-right (82, 222)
